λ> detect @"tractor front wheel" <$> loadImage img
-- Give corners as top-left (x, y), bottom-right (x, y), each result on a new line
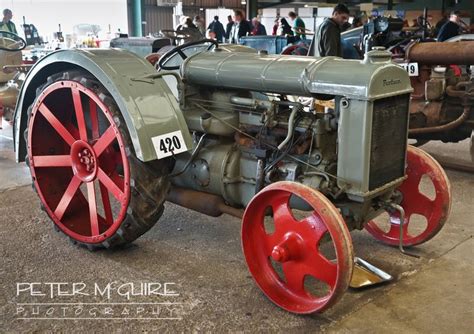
top-left (365, 145), bottom-right (452, 247)
top-left (242, 181), bottom-right (354, 314)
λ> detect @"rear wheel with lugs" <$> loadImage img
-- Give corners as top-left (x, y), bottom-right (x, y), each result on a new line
top-left (26, 70), bottom-right (171, 249)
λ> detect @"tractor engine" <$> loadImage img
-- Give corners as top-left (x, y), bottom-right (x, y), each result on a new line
top-left (168, 48), bottom-right (412, 229)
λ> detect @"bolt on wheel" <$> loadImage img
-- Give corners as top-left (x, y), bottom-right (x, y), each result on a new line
top-left (242, 181), bottom-right (354, 314)
top-left (365, 145), bottom-right (452, 247)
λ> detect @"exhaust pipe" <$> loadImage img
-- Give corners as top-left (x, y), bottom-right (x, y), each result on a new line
top-left (166, 187), bottom-right (243, 219)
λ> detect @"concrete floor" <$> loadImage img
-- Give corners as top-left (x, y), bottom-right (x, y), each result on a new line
top-left (0, 119), bottom-right (473, 332)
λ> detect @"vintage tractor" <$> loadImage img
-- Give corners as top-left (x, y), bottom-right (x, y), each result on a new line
top-left (0, 31), bottom-right (28, 124)
top-left (13, 44), bottom-right (452, 314)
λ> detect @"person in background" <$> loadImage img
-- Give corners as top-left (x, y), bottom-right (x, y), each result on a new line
top-left (437, 11), bottom-right (467, 41)
top-left (175, 15), bottom-right (187, 30)
top-left (272, 17), bottom-right (279, 35)
top-left (310, 3), bottom-right (349, 57)
top-left (288, 11), bottom-right (305, 40)
top-left (351, 16), bottom-right (363, 29)
top-left (251, 17), bottom-right (267, 36)
top-left (225, 15), bottom-right (234, 41)
top-left (207, 16), bottom-right (226, 42)
top-left (193, 15), bottom-right (206, 36)
top-left (278, 17), bottom-right (293, 36)
top-left (0, 9), bottom-right (17, 34)
top-left (434, 14), bottom-right (448, 36)
top-left (229, 9), bottom-right (252, 44)
top-left (176, 17), bottom-right (202, 44)
top-left (341, 21), bottom-right (351, 31)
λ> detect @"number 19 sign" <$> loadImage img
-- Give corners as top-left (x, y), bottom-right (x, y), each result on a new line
top-left (399, 62), bottom-right (419, 77)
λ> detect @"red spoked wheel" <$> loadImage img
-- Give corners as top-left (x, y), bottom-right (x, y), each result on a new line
top-left (365, 145), bottom-right (452, 247)
top-left (28, 79), bottom-right (130, 244)
top-left (242, 181), bottom-right (354, 314)
top-left (26, 71), bottom-right (170, 248)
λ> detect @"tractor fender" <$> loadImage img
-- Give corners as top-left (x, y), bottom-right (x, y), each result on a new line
top-left (13, 48), bottom-right (192, 162)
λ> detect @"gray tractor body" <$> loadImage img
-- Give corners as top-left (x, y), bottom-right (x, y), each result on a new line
top-left (14, 46), bottom-right (412, 228)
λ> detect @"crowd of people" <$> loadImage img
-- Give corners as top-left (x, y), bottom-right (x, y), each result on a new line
top-left (174, 4), bottom-right (470, 55)
top-left (174, 9), bottom-right (308, 44)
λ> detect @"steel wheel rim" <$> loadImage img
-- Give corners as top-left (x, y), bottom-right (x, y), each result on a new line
top-left (242, 182), bottom-right (353, 314)
top-left (27, 80), bottom-right (131, 244)
top-left (365, 145), bottom-right (451, 246)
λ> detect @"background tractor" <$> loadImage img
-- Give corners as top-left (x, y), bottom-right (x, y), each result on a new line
top-left (13, 43), bottom-right (451, 314)
top-left (0, 31), bottom-right (28, 125)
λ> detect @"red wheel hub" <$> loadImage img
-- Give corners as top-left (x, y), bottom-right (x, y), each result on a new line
top-left (27, 80), bottom-right (130, 244)
top-left (71, 141), bottom-right (98, 182)
top-left (242, 182), bottom-right (354, 314)
top-left (365, 145), bottom-right (452, 247)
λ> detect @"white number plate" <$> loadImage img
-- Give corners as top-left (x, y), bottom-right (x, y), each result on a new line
top-left (399, 62), bottom-right (419, 77)
top-left (151, 130), bottom-right (187, 159)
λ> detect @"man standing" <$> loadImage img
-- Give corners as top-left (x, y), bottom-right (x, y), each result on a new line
top-left (288, 11), bottom-right (305, 40)
top-left (207, 16), bottom-right (226, 43)
top-left (193, 15), bottom-right (205, 37)
top-left (225, 15), bottom-right (234, 41)
top-left (310, 3), bottom-right (349, 57)
top-left (437, 11), bottom-right (466, 41)
top-left (0, 9), bottom-right (17, 34)
top-left (434, 14), bottom-right (448, 36)
top-left (229, 10), bottom-right (252, 44)
top-left (251, 17), bottom-right (267, 36)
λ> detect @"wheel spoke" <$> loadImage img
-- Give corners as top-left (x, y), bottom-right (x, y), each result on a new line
top-left (86, 182), bottom-right (100, 236)
top-left (304, 254), bottom-right (338, 288)
top-left (301, 214), bottom-right (328, 246)
top-left (89, 99), bottom-right (100, 140)
top-left (54, 176), bottom-right (82, 220)
top-left (93, 126), bottom-right (116, 157)
top-left (409, 193), bottom-right (434, 217)
top-left (38, 104), bottom-right (76, 146)
top-left (97, 168), bottom-right (124, 202)
top-left (406, 169), bottom-right (423, 188)
top-left (282, 262), bottom-right (305, 294)
top-left (110, 170), bottom-right (125, 189)
top-left (177, 49), bottom-right (187, 60)
top-left (272, 193), bottom-right (297, 233)
top-left (71, 87), bottom-right (88, 141)
top-left (32, 155), bottom-right (71, 167)
top-left (99, 182), bottom-right (114, 225)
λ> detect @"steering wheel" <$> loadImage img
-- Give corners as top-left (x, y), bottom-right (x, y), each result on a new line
top-left (158, 39), bottom-right (218, 71)
top-left (0, 31), bottom-right (26, 52)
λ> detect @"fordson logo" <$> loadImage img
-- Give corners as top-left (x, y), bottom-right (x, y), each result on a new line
top-left (383, 78), bottom-right (402, 87)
